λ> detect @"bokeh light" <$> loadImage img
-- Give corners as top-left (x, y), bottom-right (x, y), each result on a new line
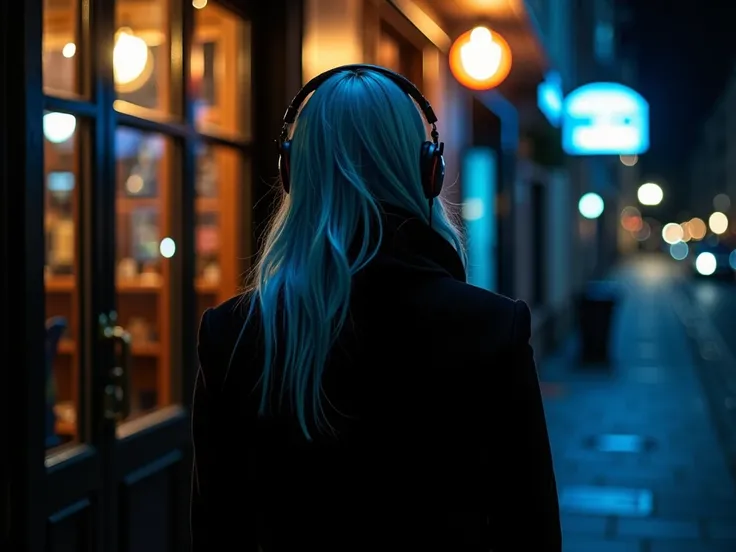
top-left (680, 221), bottom-right (692, 242)
top-left (708, 211), bottom-right (728, 235)
top-left (621, 206), bottom-right (643, 232)
top-left (661, 222), bottom-right (684, 245)
top-left (713, 193), bottom-right (731, 212)
top-left (620, 154), bottom-right (638, 167)
top-left (578, 193), bottom-right (604, 219)
top-left (730, 250), bottom-right (736, 270)
top-left (669, 241), bottom-right (689, 261)
top-left (637, 183), bottom-right (663, 206)
top-left (634, 220), bottom-right (651, 241)
top-left (695, 252), bottom-right (717, 276)
top-left (688, 217), bottom-right (707, 240)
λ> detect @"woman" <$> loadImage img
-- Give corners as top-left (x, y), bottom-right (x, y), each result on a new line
top-left (191, 65), bottom-right (561, 551)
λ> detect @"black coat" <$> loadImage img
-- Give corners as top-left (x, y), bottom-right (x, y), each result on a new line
top-left (191, 207), bottom-right (561, 551)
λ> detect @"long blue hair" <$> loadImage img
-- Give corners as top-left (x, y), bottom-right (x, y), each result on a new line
top-left (242, 68), bottom-right (466, 439)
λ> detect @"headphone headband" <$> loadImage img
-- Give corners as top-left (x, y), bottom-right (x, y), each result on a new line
top-left (277, 64), bottom-right (446, 204)
top-left (281, 64), bottom-right (438, 129)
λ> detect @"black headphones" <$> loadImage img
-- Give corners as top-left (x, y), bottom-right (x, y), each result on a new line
top-left (277, 64), bottom-right (446, 201)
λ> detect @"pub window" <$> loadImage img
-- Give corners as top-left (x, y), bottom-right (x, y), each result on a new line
top-left (43, 0), bottom-right (82, 96)
top-left (43, 110), bottom-right (84, 447)
top-left (42, 0), bottom-right (252, 447)
top-left (115, 0), bottom-right (172, 114)
top-left (192, 3), bottom-right (252, 318)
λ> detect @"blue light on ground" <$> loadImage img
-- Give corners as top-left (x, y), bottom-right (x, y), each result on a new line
top-left (590, 433), bottom-right (652, 453)
top-left (559, 486), bottom-right (653, 517)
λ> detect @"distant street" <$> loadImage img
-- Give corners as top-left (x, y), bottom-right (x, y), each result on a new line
top-left (542, 256), bottom-right (736, 552)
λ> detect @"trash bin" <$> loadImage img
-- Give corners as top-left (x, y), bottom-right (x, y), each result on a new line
top-left (578, 281), bottom-right (619, 365)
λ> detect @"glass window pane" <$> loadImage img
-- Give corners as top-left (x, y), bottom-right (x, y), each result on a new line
top-left (193, 3), bottom-right (251, 139)
top-left (114, 128), bottom-right (176, 423)
top-left (195, 144), bottom-right (250, 318)
top-left (43, 0), bottom-right (82, 96)
top-left (44, 111), bottom-right (82, 449)
top-left (115, 0), bottom-right (171, 113)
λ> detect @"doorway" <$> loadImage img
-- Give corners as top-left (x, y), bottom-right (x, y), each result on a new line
top-left (3, 1), bottom-right (253, 550)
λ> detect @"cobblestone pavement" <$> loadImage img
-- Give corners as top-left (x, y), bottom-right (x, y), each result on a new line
top-left (541, 257), bottom-right (736, 552)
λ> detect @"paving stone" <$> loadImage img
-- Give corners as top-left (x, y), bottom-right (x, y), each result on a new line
top-left (562, 538), bottom-right (642, 552)
top-left (706, 520), bottom-right (736, 539)
top-left (654, 495), bottom-right (736, 519)
top-left (615, 517), bottom-right (700, 539)
top-left (561, 514), bottom-right (608, 536)
top-left (649, 541), bottom-right (736, 552)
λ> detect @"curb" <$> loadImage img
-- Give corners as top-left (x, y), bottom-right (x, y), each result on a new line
top-left (673, 285), bottom-right (736, 481)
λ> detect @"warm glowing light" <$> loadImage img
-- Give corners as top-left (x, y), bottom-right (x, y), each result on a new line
top-left (662, 222), bottom-right (684, 245)
top-left (620, 154), bottom-right (638, 166)
top-left (113, 28), bottom-right (149, 86)
top-left (695, 252), bottom-right (717, 276)
top-left (62, 42), bottom-right (76, 58)
top-left (680, 221), bottom-right (692, 242)
top-left (449, 26), bottom-right (512, 91)
top-left (620, 206), bottom-right (642, 232)
top-left (688, 218), bottom-right (707, 240)
top-left (193, 0), bottom-right (208, 8)
top-left (709, 212), bottom-right (728, 235)
top-left (578, 193), bottom-right (604, 219)
top-left (637, 183), bottom-right (663, 206)
top-left (43, 112), bottom-right (77, 144)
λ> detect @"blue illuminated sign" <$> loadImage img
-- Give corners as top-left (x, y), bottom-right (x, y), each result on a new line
top-left (537, 71), bottom-right (563, 127)
top-left (461, 147), bottom-right (497, 291)
top-left (562, 83), bottom-right (649, 156)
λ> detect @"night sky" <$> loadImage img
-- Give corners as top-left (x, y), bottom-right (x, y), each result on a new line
top-left (623, 0), bottom-right (736, 214)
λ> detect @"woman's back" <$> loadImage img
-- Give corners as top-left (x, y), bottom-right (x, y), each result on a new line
top-left (192, 209), bottom-right (560, 550)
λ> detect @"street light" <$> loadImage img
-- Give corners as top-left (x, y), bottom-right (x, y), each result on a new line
top-left (637, 182), bottom-right (663, 206)
top-left (448, 26), bottom-right (512, 91)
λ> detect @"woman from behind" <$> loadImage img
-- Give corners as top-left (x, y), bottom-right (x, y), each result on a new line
top-left (191, 65), bottom-right (561, 551)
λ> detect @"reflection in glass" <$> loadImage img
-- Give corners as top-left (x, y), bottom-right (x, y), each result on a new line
top-left (44, 111), bottom-right (80, 449)
top-left (195, 145), bottom-right (244, 320)
top-left (115, 128), bottom-right (172, 422)
top-left (193, 3), bottom-right (251, 137)
top-left (43, 0), bottom-right (81, 95)
top-left (114, 0), bottom-right (170, 112)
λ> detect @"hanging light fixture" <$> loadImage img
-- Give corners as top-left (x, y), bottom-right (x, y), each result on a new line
top-left (113, 27), bottom-right (151, 90)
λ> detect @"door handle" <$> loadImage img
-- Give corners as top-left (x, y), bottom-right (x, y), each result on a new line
top-left (99, 312), bottom-right (132, 422)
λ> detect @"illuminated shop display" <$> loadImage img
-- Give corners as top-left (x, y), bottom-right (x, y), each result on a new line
top-left (461, 147), bottom-right (497, 291)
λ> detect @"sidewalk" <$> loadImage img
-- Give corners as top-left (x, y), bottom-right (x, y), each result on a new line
top-left (540, 258), bottom-right (736, 552)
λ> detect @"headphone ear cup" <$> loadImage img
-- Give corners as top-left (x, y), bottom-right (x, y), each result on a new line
top-left (279, 140), bottom-right (292, 194)
top-left (420, 141), bottom-right (445, 199)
